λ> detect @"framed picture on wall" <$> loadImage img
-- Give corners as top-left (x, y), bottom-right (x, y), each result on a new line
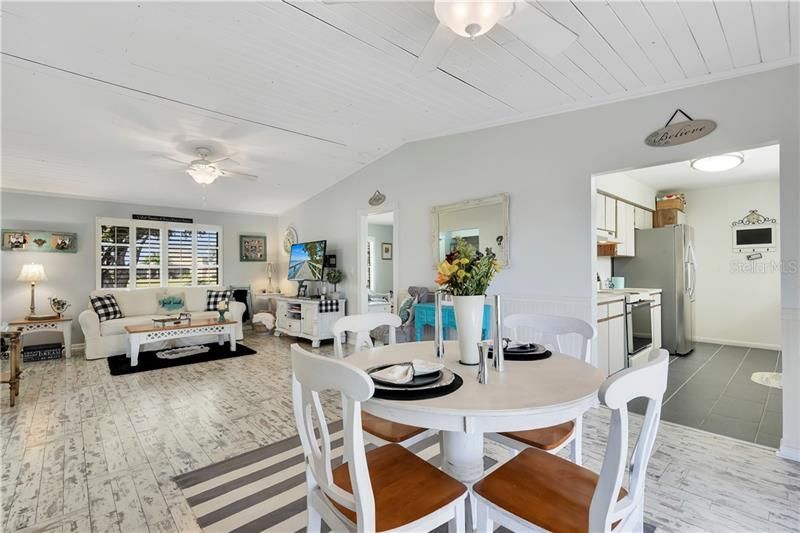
top-left (239, 234), bottom-right (267, 262)
top-left (381, 242), bottom-right (392, 260)
top-left (2, 229), bottom-right (78, 253)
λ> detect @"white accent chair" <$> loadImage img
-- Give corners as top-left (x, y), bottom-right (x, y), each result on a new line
top-left (474, 349), bottom-right (669, 533)
top-left (291, 344), bottom-right (467, 533)
top-left (333, 313), bottom-right (437, 448)
top-left (488, 313), bottom-right (596, 464)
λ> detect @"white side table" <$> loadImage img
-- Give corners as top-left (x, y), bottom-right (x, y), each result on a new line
top-left (7, 317), bottom-right (73, 358)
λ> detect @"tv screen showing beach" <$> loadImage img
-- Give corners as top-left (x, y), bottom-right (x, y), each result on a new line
top-left (287, 240), bottom-right (326, 281)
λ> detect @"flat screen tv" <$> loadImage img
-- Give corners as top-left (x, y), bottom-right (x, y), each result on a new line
top-left (287, 240), bottom-right (327, 281)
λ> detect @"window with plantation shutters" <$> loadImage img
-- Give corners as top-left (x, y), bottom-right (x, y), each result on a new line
top-left (196, 229), bottom-right (220, 285)
top-left (96, 218), bottom-right (223, 289)
top-left (167, 228), bottom-right (193, 286)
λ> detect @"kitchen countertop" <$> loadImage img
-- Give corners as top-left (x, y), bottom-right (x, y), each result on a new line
top-left (597, 288), bottom-right (662, 305)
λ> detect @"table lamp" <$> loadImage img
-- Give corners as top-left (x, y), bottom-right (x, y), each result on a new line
top-left (17, 263), bottom-right (52, 320)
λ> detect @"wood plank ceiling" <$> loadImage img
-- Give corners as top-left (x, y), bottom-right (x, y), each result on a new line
top-left (1, 1), bottom-right (797, 214)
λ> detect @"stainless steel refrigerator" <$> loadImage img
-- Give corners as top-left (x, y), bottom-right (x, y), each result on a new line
top-left (614, 225), bottom-right (696, 355)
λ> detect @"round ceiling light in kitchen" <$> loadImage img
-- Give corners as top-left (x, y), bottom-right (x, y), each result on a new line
top-left (690, 152), bottom-right (744, 172)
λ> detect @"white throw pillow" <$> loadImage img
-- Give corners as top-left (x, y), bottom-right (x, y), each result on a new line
top-left (182, 286), bottom-right (223, 312)
top-left (90, 288), bottom-right (163, 316)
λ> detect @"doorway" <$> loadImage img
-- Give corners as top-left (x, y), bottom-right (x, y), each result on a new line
top-left (358, 209), bottom-right (398, 316)
top-left (592, 144), bottom-right (782, 448)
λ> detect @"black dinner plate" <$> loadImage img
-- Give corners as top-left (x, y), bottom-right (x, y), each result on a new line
top-left (368, 363), bottom-right (443, 388)
top-left (488, 343), bottom-right (552, 361)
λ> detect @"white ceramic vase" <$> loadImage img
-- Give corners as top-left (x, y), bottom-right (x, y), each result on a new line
top-left (452, 295), bottom-right (486, 365)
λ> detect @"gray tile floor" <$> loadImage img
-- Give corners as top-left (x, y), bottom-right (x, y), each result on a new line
top-left (631, 343), bottom-right (782, 447)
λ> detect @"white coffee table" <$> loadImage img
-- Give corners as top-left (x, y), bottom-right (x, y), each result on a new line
top-left (124, 318), bottom-right (237, 367)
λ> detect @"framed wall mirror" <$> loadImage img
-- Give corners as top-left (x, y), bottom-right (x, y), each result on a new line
top-left (432, 193), bottom-right (510, 268)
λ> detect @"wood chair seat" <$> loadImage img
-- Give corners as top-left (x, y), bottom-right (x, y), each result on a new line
top-left (474, 447), bottom-right (627, 533)
top-left (499, 420), bottom-right (575, 450)
top-left (330, 443), bottom-right (467, 531)
top-left (361, 412), bottom-right (428, 443)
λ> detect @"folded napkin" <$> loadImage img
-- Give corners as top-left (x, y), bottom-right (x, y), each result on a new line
top-left (371, 359), bottom-right (444, 384)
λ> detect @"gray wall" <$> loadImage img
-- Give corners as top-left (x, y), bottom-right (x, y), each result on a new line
top-left (1, 192), bottom-right (278, 343)
top-left (367, 224), bottom-right (393, 294)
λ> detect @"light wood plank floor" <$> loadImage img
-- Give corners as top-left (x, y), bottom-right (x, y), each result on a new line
top-left (1, 333), bottom-right (798, 532)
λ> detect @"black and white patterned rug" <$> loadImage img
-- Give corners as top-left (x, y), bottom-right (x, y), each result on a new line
top-left (174, 420), bottom-right (656, 532)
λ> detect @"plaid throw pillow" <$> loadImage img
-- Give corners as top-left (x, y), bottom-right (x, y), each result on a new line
top-left (206, 289), bottom-right (232, 311)
top-left (90, 294), bottom-right (124, 322)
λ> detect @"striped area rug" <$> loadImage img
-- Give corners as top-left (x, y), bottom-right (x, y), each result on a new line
top-left (174, 420), bottom-right (496, 532)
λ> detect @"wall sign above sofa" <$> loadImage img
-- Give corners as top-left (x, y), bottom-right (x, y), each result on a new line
top-left (132, 214), bottom-right (194, 223)
top-left (645, 109), bottom-right (716, 147)
top-left (2, 229), bottom-right (77, 253)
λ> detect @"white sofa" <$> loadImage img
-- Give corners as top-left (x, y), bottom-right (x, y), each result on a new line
top-left (79, 286), bottom-right (245, 359)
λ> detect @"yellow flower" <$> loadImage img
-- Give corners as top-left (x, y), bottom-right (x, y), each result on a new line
top-left (436, 260), bottom-right (459, 285)
top-left (456, 269), bottom-right (467, 281)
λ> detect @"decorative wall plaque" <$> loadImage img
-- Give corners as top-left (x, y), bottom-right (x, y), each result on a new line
top-left (645, 109), bottom-right (716, 147)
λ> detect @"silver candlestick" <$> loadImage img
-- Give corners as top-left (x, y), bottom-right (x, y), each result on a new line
top-left (477, 341), bottom-right (489, 384)
top-left (492, 294), bottom-right (505, 372)
top-left (434, 291), bottom-right (445, 359)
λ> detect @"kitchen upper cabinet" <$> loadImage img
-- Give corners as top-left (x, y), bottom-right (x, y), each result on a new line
top-left (596, 193), bottom-right (616, 233)
top-left (605, 196), bottom-right (616, 233)
top-left (634, 207), bottom-right (653, 229)
top-left (615, 202), bottom-right (636, 257)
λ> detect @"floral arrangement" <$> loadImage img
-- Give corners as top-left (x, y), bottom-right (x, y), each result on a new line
top-left (49, 297), bottom-right (71, 316)
top-left (435, 238), bottom-right (500, 296)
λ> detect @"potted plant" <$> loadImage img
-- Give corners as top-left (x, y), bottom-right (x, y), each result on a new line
top-left (435, 238), bottom-right (500, 365)
top-left (326, 268), bottom-right (344, 299)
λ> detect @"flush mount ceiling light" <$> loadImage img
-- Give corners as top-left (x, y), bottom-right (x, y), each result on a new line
top-left (434, 1), bottom-right (514, 39)
top-left (690, 152), bottom-right (744, 172)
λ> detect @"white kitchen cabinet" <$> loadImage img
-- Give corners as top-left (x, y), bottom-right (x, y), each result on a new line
top-left (597, 300), bottom-right (626, 377)
top-left (615, 202), bottom-right (636, 257)
top-left (596, 193), bottom-right (606, 230)
top-left (605, 196), bottom-right (617, 233)
top-left (634, 207), bottom-right (653, 229)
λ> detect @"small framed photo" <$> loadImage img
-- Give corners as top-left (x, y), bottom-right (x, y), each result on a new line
top-left (324, 254), bottom-right (337, 268)
top-left (239, 235), bottom-right (267, 262)
top-left (381, 242), bottom-right (393, 260)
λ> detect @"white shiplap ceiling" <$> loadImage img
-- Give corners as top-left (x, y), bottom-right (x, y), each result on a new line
top-left (1, 1), bottom-right (797, 215)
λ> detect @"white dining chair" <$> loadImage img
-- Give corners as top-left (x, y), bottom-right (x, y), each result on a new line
top-left (487, 313), bottom-right (596, 464)
top-left (474, 348), bottom-right (669, 533)
top-left (291, 344), bottom-right (468, 533)
top-left (333, 313), bottom-right (437, 448)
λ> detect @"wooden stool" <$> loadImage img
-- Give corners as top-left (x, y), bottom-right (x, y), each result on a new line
top-left (1, 330), bottom-right (23, 407)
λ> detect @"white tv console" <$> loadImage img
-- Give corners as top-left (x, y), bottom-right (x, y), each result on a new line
top-left (273, 296), bottom-right (346, 347)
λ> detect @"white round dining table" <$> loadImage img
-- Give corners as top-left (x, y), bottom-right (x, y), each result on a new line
top-left (346, 340), bottom-right (605, 484)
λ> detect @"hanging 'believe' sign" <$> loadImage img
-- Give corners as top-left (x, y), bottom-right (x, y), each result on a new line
top-left (645, 109), bottom-right (716, 147)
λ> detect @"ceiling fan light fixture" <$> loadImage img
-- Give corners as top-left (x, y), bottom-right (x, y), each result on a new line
top-left (690, 152), bottom-right (744, 173)
top-left (186, 162), bottom-right (221, 185)
top-left (434, 0), bottom-right (513, 39)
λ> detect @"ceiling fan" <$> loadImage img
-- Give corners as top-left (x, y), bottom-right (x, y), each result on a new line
top-left (413, 0), bottom-right (578, 75)
top-left (168, 147), bottom-right (258, 185)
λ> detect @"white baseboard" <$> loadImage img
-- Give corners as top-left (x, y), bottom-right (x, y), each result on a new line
top-left (693, 336), bottom-right (781, 351)
top-left (778, 442), bottom-right (800, 463)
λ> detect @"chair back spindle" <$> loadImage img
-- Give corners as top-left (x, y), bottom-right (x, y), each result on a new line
top-left (291, 344), bottom-right (377, 531)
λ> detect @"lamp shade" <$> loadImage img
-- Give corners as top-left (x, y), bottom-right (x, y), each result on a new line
top-left (18, 263), bottom-right (47, 282)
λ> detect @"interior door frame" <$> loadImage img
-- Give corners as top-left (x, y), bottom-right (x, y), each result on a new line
top-left (357, 203), bottom-right (400, 316)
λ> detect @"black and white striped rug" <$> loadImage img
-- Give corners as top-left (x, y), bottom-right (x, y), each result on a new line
top-left (174, 422), bottom-right (656, 533)
top-left (174, 420), bottom-right (497, 532)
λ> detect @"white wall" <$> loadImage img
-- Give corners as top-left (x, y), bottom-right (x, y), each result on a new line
top-left (367, 223), bottom-right (393, 293)
top-left (277, 66), bottom-right (800, 459)
top-left (685, 180), bottom-right (781, 348)
top-left (0, 192), bottom-right (278, 343)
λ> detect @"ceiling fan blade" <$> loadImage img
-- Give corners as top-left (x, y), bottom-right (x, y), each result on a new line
top-left (412, 23), bottom-right (457, 76)
top-left (500, 2), bottom-right (577, 57)
top-left (211, 156), bottom-right (240, 165)
top-left (159, 155), bottom-right (190, 165)
top-left (220, 169), bottom-right (258, 181)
